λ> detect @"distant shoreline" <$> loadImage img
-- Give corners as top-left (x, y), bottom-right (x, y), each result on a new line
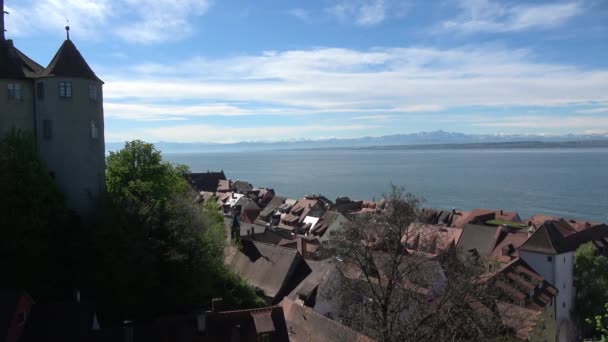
top-left (282, 140), bottom-right (608, 152)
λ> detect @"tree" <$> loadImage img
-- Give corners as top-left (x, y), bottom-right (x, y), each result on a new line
top-left (327, 185), bottom-right (506, 342)
top-left (0, 129), bottom-right (83, 301)
top-left (586, 303), bottom-right (608, 342)
top-left (86, 140), bottom-right (262, 324)
top-left (575, 242), bottom-right (608, 332)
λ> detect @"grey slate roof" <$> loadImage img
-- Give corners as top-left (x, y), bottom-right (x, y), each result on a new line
top-left (0, 40), bottom-right (44, 79)
top-left (282, 298), bottom-right (375, 342)
top-left (39, 40), bottom-right (102, 82)
top-left (225, 240), bottom-right (301, 300)
top-left (457, 224), bottom-right (498, 254)
top-left (259, 196), bottom-right (286, 219)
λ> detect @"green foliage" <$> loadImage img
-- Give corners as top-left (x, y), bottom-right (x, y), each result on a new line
top-left (575, 242), bottom-right (608, 332)
top-left (87, 140), bottom-right (262, 323)
top-left (105, 140), bottom-right (188, 214)
top-left (0, 129), bottom-right (83, 300)
top-left (586, 303), bottom-right (608, 342)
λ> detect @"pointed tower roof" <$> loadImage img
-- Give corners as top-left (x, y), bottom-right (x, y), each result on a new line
top-left (0, 40), bottom-right (44, 79)
top-left (519, 219), bottom-right (576, 254)
top-left (40, 39), bottom-right (103, 83)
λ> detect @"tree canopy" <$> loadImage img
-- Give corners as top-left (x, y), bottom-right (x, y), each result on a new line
top-left (574, 242), bottom-right (608, 333)
top-left (87, 140), bottom-right (263, 323)
top-left (0, 129), bottom-right (82, 301)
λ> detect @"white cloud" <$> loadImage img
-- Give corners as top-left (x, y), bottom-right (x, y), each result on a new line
top-left (327, 0), bottom-right (387, 26)
top-left (472, 116), bottom-right (608, 128)
top-left (443, 0), bottom-right (583, 33)
top-left (288, 8), bottom-right (310, 21)
top-left (114, 0), bottom-right (212, 44)
top-left (5, 0), bottom-right (111, 39)
top-left (102, 45), bottom-right (608, 122)
top-left (576, 107), bottom-right (608, 114)
top-left (3, 0), bottom-right (212, 43)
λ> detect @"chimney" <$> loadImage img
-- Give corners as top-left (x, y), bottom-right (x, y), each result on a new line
top-left (1, 0), bottom-right (6, 41)
top-left (211, 298), bottom-right (223, 312)
top-left (500, 209), bottom-right (504, 215)
top-left (451, 208), bottom-right (456, 215)
top-left (123, 320), bottom-right (134, 342)
top-left (585, 221), bottom-right (591, 230)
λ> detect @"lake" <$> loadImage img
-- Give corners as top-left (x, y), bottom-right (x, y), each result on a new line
top-left (164, 148), bottom-right (608, 223)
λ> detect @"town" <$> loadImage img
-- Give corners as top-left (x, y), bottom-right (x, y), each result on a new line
top-left (1, 0), bottom-right (607, 341)
top-left (180, 170), bottom-right (608, 342)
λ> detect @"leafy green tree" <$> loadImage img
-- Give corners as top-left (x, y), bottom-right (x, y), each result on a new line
top-left (87, 140), bottom-right (262, 323)
top-left (574, 242), bottom-right (608, 331)
top-left (586, 303), bottom-right (608, 342)
top-left (0, 129), bottom-right (82, 300)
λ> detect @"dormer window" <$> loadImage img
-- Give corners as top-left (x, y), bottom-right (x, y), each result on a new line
top-left (89, 84), bottom-right (98, 101)
top-left (59, 81), bottom-right (72, 98)
top-left (8, 83), bottom-right (22, 101)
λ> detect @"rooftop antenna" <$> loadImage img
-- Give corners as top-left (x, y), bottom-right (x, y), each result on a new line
top-left (65, 19), bottom-right (70, 40)
top-left (1, 0), bottom-right (8, 41)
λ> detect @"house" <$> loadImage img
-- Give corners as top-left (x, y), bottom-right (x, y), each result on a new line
top-left (277, 236), bottom-right (321, 260)
top-left (281, 298), bottom-right (375, 342)
top-left (202, 299), bottom-right (289, 342)
top-left (451, 209), bottom-right (521, 229)
top-left (235, 197), bottom-right (262, 224)
top-left (20, 301), bottom-right (101, 342)
top-left (232, 180), bottom-right (253, 194)
top-left (402, 223), bottom-right (463, 256)
top-left (186, 171), bottom-right (226, 192)
top-left (280, 198), bottom-right (326, 231)
top-left (310, 211), bottom-right (349, 243)
top-left (480, 258), bottom-right (558, 341)
top-left (247, 188), bottom-right (275, 207)
top-left (0, 290), bottom-right (34, 342)
top-left (256, 196), bottom-right (287, 224)
top-left (457, 224), bottom-right (500, 258)
top-left (286, 260), bottom-right (335, 307)
top-left (217, 179), bottom-right (232, 192)
top-left (0, 4), bottom-right (105, 215)
top-left (225, 241), bottom-right (304, 303)
top-left (518, 219), bottom-right (608, 342)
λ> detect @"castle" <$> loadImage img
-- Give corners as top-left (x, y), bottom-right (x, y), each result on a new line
top-left (0, 0), bottom-right (105, 215)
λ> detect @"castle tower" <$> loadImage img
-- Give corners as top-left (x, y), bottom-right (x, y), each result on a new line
top-left (0, 1), bottom-right (105, 215)
top-left (35, 27), bottom-right (106, 215)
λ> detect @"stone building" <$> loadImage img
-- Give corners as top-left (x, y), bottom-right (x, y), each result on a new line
top-left (0, 0), bottom-right (105, 215)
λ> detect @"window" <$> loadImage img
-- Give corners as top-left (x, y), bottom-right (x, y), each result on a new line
top-left (37, 82), bottom-right (44, 100)
top-left (59, 81), bottom-right (72, 98)
top-left (259, 333), bottom-right (272, 342)
top-left (547, 256), bottom-right (553, 262)
top-left (17, 312), bottom-right (26, 325)
top-left (90, 120), bottom-right (100, 139)
top-left (7, 83), bottom-right (22, 100)
top-left (43, 120), bottom-right (52, 140)
top-left (88, 84), bottom-right (98, 101)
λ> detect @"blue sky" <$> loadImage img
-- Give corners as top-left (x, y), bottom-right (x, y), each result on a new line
top-left (5, 0), bottom-right (608, 142)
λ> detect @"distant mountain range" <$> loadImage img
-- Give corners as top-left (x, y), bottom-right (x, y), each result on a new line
top-left (106, 130), bottom-right (608, 153)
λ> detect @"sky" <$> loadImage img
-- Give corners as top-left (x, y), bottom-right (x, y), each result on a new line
top-left (4, 0), bottom-right (608, 143)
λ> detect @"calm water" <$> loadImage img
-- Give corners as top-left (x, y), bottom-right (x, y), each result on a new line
top-left (164, 149), bottom-right (608, 223)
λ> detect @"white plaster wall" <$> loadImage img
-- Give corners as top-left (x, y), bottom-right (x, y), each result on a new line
top-left (554, 251), bottom-right (574, 341)
top-left (35, 77), bottom-right (105, 215)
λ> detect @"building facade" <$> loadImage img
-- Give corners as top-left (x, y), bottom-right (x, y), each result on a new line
top-left (0, 2), bottom-right (105, 215)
